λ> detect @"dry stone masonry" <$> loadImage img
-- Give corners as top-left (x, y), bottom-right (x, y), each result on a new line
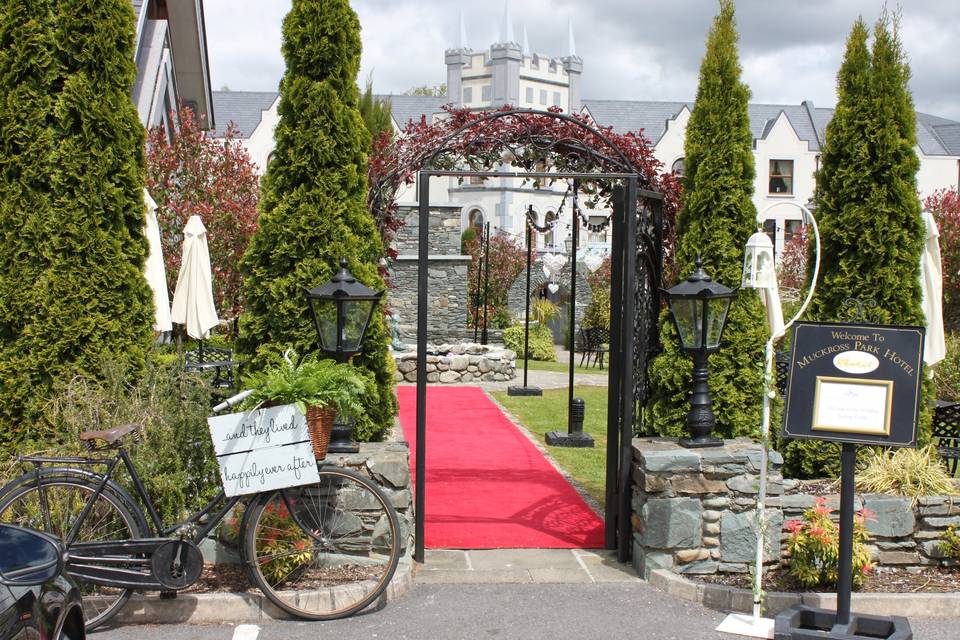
top-left (393, 342), bottom-right (517, 383)
top-left (632, 438), bottom-right (960, 580)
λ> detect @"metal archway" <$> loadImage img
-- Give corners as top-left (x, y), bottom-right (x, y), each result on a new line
top-left (399, 110), bottom-right (665, 563)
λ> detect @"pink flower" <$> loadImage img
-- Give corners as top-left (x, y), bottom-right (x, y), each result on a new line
top-left (785, 520), bottom-right (803, 534)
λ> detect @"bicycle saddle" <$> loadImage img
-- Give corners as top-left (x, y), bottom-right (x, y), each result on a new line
top-left (79, 423), bottom-right (142, 444)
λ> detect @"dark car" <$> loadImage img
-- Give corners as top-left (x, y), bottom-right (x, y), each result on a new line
top-left (0, 524), bottom-right (85, 640)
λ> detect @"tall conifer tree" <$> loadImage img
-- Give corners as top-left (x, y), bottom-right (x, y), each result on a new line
top-left (238, 0), bottom-right (396, 440)
top-left (0, 0), bottom-right (58, 443)
top-left (648, 0), bottom-right (767, 438)
top-left (783, 14), bottom-right (928, 476)
top-left (21, 0), bottom-right (153, 436)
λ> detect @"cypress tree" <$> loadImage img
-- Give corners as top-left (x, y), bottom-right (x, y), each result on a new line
top-left (21, 0), bottom-right (153, 435)
top-left (237, 0), bottom-right (396, 441)
top-left (648, 0), bottom-right (767, 439)
top-left (782, 15), bottom-right (929, 476)
top-left (0, 0), bottom-right (58, 445)
top-left (359, 75), bottom-right (393, 145)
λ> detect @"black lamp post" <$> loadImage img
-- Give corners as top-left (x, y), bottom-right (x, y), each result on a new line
top-left (304, 258), bottom-right (384, 453)
top-left (662, 258), bottom-right (735, 448)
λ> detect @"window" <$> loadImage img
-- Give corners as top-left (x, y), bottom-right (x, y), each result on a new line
top-left (543, 211), bottom-right (557, 248)
top-left (762, 219), bottom-right (777, 249)
top-left (468, 175), bottom-right (485, 186)
top-left (671, 157), bottom-right (685, 177)
top-left (481, 85), bottom-right (492, 102)
top-left (462, 87), bottom-right (473, 103)
top-left (526, 87), bottom-right (534, 104)
top-left (468, 209), bottom-right (484, 230)
top-left (769, 159), bottom-right (794, 195)
top-left (784, 219), bottom-right (804, 246)
top-left (540, 89), bottom-right (547, 105)
top-left (553, 92), bottom-right (561, 107)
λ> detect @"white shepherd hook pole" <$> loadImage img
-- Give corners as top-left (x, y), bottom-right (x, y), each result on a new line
top-left (717, 202), bottom-right (820, 639)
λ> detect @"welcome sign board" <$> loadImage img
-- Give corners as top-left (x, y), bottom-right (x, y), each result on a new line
top-left (782, 322), bottom-right (925, 447)
top-left (207, 404), bottom-right (321, 497)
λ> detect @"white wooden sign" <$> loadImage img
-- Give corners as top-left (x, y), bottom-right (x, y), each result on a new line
top-left (207, 404), bottom-right (321, 497)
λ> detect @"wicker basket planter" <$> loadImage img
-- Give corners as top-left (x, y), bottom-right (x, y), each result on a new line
top-left (306, 405), bottom-right (335, 460)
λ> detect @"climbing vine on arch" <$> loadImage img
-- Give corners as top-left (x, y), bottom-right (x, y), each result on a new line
top-left (366, 105), bottom-right (682, 265)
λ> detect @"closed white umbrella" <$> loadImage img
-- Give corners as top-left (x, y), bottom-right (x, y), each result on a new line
top-left (170, 215), bottom-right (219, 340)
top-left (143, 189), bottom-right (173, 333)
top-left (921, 209), bottom-right (946, 367)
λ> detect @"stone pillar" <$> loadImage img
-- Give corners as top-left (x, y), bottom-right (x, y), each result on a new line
top-left (445, 49), bottom-right (470, 107)
top-left (561, 56), bottom-right (583, 114)
top-left (631, 438), bottom-right (784, 579)
top-left (490, 42), bottom-right (522, 107)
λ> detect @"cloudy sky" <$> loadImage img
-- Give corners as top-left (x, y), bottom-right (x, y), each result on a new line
top-left (204, 0), bottom-right (960, 121)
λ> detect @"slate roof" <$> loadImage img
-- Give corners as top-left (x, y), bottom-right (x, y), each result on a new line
top-left (211, 91), bottom-right (278, 137)
top-left (580, 100), bottom-right (691, 145)
top-left (209, 89), bottom-right (960, 157)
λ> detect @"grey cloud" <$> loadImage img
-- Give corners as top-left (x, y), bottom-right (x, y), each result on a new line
top-left (203, 0), bottom-right (960, 121)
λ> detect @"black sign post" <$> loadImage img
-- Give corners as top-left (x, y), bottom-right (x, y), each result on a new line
top-left (776, 322), bottom-right (923, 640)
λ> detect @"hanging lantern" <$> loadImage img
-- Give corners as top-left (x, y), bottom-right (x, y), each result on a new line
top-left (742, 230), bottom-right (777, 289)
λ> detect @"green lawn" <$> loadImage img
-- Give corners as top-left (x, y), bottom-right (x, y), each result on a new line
top-left (520, 359), bottom-right (609, 376)
top-left (492, 386), bottom-right (609, 508)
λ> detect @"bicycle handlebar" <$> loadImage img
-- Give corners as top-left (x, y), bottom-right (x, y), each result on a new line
top-left (212, 389), bottom-right (254, 414)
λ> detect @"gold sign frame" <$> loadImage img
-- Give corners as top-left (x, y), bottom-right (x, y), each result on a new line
top-left (811, 376), bottom-right (894, 436)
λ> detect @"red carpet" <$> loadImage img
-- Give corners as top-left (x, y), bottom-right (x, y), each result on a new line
top-left (397, 386), bottom-right (605, 549)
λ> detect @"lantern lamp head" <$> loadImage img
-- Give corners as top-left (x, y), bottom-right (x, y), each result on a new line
top-left (303, 258), bottom-right (384, 362)
top-left (662, 257), bottom-right (735, 353)
top-left (742, 230), bottom-right (777, 289)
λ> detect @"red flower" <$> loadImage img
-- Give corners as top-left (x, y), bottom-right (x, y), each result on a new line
top-left (785, 519), bottom-right (803, 534)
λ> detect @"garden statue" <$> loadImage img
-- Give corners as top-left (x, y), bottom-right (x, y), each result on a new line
top-left (389, 313), bottom-right (409, 351)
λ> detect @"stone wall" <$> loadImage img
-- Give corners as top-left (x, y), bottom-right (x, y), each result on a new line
top-left (631, 438), bottom-right (960, 579)
top-left (393, 342), bottom-right (516, 383)
top-left (631, 438), bottom-right (785, 578)
top-left (204, 442), bottom-right (414, 564)
top-left (506, 258), bottom-right (593, 326)
top-left (389, 204), bottom-right (473, 342)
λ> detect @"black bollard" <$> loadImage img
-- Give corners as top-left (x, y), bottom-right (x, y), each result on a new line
top-left (546, 397), bottom-right (594, 447)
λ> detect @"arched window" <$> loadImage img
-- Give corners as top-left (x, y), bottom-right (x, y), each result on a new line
top-left (468, 208), bottom-right (484, 231)
top-left (671, 157), bottom-right (685, 177)
top-left (543, 211), bottom-right (557, 248)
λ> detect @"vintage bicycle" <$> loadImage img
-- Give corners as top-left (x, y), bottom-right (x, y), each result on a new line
top-left (0, 390), bottom-right (401, 630)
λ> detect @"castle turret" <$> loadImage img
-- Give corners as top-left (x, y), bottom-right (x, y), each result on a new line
top-left (561, 19), bottom-right (583, 113)
top-left (445, 11), bottom-right (470, 107)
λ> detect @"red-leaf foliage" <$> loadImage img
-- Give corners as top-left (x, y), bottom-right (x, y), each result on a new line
top-left (367, 106), bottom-right (680, 265)
top-left (146, 105), bottom-right (260, 329)
top-left (924, 188), bottom-right (960, 321)
top-left (463, 232), bottom-right (529, 328)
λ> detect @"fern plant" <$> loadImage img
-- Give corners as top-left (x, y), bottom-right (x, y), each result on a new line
top-left (241, 351), bottom-right (370, 418)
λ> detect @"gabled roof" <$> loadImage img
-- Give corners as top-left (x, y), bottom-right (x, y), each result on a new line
top-left (211, 91), bottom-right (277, 137)
top-left (381, 95), bottom-right (451, 130)
top-left (208, 89), bottom-right (960, 158)
top-left (580, 100), bottom-right (691, 145)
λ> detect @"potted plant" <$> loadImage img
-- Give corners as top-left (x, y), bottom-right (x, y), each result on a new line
top-left (241, 350), bottom-right (369, 459)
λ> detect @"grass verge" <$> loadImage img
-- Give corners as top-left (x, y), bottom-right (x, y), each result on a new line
top-left (492, 386), bottom-right (609, 508)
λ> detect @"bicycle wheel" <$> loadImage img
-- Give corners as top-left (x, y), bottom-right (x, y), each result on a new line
top-left (242, 467), bottom-right (401, 620)
top-left (0, 474), bottom-right (146, 630)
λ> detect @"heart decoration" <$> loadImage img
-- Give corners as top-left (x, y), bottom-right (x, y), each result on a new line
top-left (547, 283), bottom-right (560, 294)
top-left (583, 255), bottom-right (604, 273)
top-left (541, 254), bottom-right (567, 278)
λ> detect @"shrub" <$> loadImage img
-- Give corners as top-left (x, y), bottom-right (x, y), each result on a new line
top-left (924, 189), bottom-right (960, 331)
top-left (237, 0), bottom-right (396, 442)
top-left (647, 0), bottom-right (767, 439)
top-left (855, 445), bottom-right (958, 503)
top-left (784, 15), bottom-right (931, 477)
top-left (531, 298), bottom-right (559, 326)
top-left (938, 524), bottom-right (960, 560)
top-left (19, 355), bottom-right (220, 521)
top-left (503, 324), bottom-right (556, 361)
top-left (146, 103), bottom-right (260, 329)
top-left (465, 232), bottom-right (527, 329)
top-left (785, 497), bottom-right (874, 589)
top-left (935, 333), bottom-right (960, 401)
